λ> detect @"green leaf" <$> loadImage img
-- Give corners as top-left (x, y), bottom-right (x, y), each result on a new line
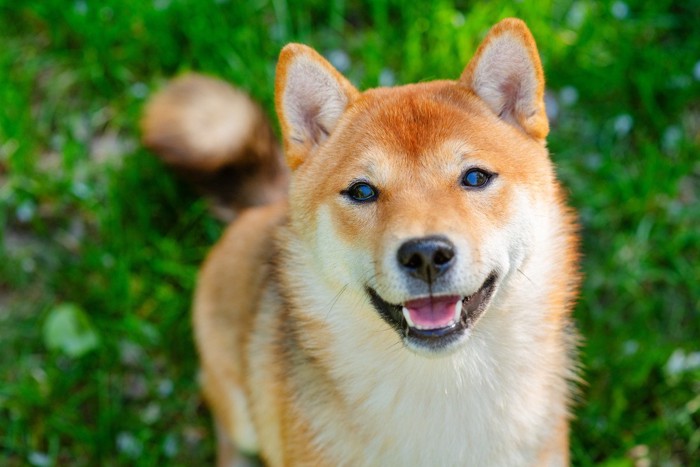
top-left (43, 303), bottom-right (100, 358)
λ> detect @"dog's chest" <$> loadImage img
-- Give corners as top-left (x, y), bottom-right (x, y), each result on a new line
top-left (305, 337), bottom-right (551, 466)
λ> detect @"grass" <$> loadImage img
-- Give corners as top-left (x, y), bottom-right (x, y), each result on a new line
top-left (1, 0), bottom-right (698, 465)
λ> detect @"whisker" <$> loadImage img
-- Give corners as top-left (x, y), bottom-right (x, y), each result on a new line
top-left (385, 338), bottom-right (403, 354)
top-left (325, 284), bottom-right (349, 320)
top-left (517, 267), bottom-right (535, 285)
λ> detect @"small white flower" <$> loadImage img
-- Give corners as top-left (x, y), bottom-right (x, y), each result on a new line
top-left (28, 452), bottom-right (52, 467)
top-left (117, 432), bottom-right (143, 458)
top-left (16, 200), bottom-right (36, 223)
top-left (567, 2), bottom-right (588, 28)
top-left (158, 378), bottom-right (174, 397)
top-left (611, 1), bottom-right (629, 20)
top-left (613, 114), bottom-right (633, 136)
top-left (560, 86), bottom-right (579, 106)
top-left (379, 69), bottom-right (395, 87)
top-left (666, 349), bottom-right (685, 376)
top-left (130, 82), bottom-right (149, 99)
top-left (163, 433), bottom-right (179, 457)
top-left (623, 340), bottom-right (639, 355)
top-left (153, 0), bottom-right (171, 10)
top-left (662, 125), bottom-right (683, 154)
top-left (693, 61), bottom-right (700, 81)
top-left (544, 92), bottom-right (559, 121)
top-left (74, 0), bottom-right (87, 15)
top-left (327, 50), bottom-right (350, 73)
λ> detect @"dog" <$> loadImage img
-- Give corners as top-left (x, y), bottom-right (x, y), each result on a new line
top-left (142, 18), bottom-right (580, 466)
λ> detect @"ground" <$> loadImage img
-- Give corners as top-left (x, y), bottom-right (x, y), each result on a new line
top-left (0, 0), bottom-right (698, 465)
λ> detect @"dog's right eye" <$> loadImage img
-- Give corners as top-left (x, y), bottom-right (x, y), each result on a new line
top-left (344, 182), bottom-right (378, 202)
top-left (461, 168), bottom-right (493, 189)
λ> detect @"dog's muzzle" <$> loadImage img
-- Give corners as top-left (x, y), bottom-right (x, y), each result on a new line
top-left (367, 272), bottom-right (498, 354)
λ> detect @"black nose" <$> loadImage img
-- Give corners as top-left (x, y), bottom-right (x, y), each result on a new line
top-left (397, 236), bottom-right (456, 283)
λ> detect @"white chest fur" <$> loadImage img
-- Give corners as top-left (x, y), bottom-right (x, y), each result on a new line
top-left (295, 284), bottom-right (566, 467)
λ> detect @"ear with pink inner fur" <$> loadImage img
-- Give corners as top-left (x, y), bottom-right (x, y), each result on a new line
top-left (275, 44), bottom-right (359, 170)
top-left (461, 18), bottom-right (549, 141)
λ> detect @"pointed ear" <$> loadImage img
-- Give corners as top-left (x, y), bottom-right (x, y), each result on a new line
top-left (461, 18), bottom-right (549, 141)
top-left (275, 44), bottom-right (359, 170)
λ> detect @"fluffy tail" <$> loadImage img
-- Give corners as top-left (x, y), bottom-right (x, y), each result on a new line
top-left (141, 73), bottom-right (288, 221)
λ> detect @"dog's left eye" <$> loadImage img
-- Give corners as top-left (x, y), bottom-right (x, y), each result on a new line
top-left (344, 182), bottom-right (378, 202)
top-left (461, 169), bottom-right (493, 188)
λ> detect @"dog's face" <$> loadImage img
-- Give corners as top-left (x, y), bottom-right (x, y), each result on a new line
top-left (276, 19), bottom-right (555, 355)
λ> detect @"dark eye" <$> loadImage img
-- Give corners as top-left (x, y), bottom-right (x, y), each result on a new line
top-left (344, 182), bottom-right (378, 202)
top-left (461, 168), bottom-right (493, 188)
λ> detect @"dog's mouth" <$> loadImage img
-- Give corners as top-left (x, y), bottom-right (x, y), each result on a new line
top-left (367, 272), bottom-right (498, 353)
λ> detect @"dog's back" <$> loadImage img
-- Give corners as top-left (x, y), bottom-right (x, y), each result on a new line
top-left (143, 18), bottom-right (580, 466)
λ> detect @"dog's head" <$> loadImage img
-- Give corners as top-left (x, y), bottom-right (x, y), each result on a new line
top-left (276, 19), bottom-right (560, 356)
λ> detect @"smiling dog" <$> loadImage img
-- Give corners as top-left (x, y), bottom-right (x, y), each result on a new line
top-left (143, 18), bottom-right (580, 466)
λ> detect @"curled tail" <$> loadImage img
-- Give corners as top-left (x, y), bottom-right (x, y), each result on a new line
top-left (141, 73), bottom-right (288, 221)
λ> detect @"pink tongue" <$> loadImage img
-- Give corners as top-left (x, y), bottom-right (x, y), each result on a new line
top-left (404, 296), bottom-right (460, 329)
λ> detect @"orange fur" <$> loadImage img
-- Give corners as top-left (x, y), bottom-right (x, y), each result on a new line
top-left (275, 44), bottom-right (359, 170)
top-left (462, 18), bottom-right (550, 140)
top-left (144, 18), bottom-right (581, 466)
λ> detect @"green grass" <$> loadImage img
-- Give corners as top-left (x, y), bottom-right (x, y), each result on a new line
top-left (1, 0), bottom-right (698, 465)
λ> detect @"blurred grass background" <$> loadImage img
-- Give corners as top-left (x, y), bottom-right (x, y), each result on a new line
top-left (0, 0), bottom-right (698, 465)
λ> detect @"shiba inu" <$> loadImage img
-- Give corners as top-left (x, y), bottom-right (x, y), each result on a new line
top-left (142, 18), bottom-right (580, 467)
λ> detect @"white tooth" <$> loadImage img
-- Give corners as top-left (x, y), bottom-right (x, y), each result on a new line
top-left (453, 299), bottom-right (463, 322)
top-left (402, 307), bottom-right (416, 328)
